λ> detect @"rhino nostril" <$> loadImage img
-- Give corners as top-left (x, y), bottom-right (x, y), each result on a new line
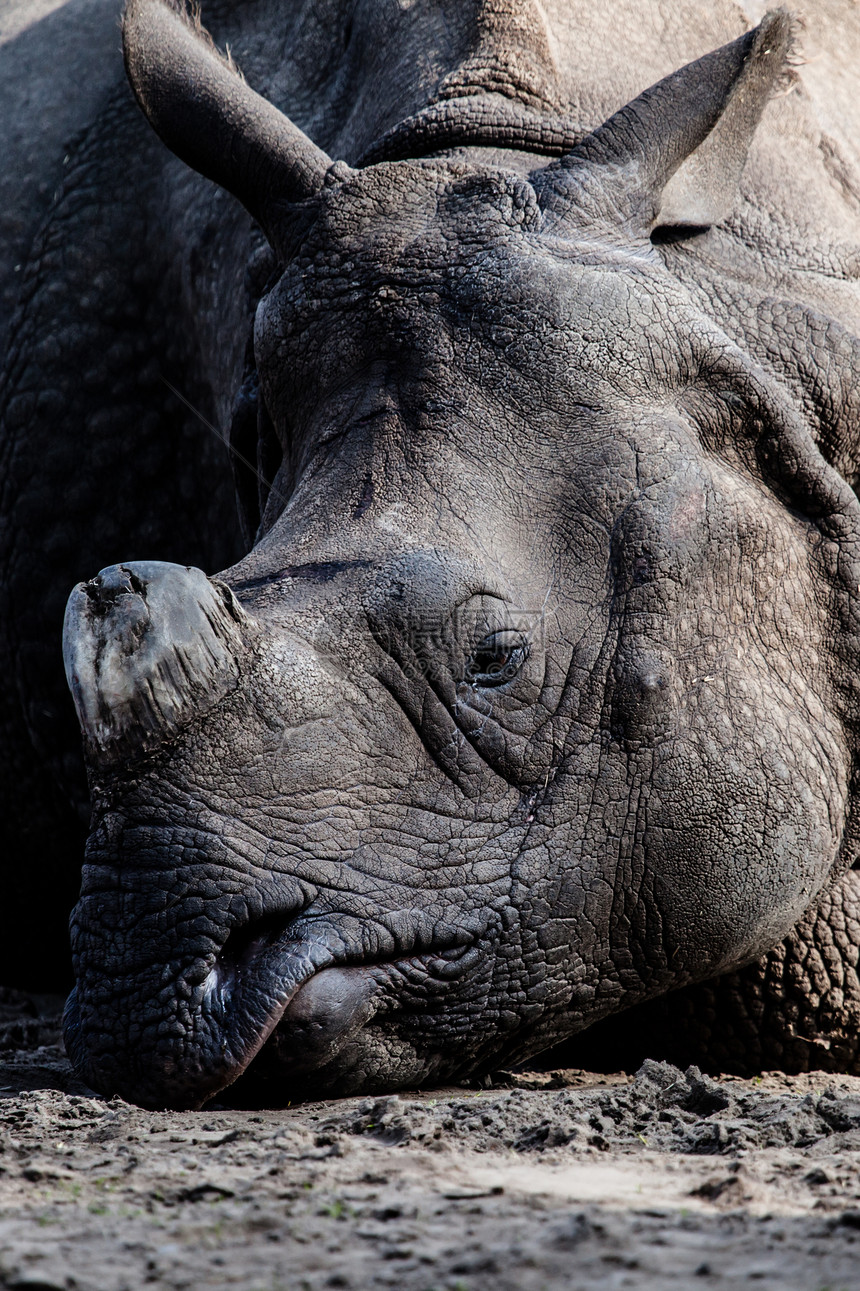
top-left (223, 911), bottom-right (295, 964)
top-left (207, 910), bottom-right (302, 999)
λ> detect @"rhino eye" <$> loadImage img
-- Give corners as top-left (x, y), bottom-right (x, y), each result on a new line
top-left (465, 631), bottom-right (528, 688)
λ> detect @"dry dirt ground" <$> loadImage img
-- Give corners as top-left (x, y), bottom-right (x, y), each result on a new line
top-left (0, 993), bottom-right (859, 1291)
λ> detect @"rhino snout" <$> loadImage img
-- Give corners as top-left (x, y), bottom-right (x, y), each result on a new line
top-left (63, 560), bottom-right (249, 765)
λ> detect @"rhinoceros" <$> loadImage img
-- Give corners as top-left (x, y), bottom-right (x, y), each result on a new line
top-left (3, 0), bottom-right (860, 1108)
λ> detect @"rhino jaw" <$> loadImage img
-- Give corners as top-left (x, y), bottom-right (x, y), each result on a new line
top-left (63, 561), bottom-right (249, 766)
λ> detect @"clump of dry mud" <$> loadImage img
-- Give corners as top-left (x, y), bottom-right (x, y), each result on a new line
top-left (0, 991), bottom-right (859, 1290)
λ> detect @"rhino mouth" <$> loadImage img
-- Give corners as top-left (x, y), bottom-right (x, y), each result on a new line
top-left (65, 909), bottom-right (481, 1110)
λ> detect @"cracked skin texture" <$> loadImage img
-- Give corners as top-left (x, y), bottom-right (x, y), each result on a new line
top-left (2, 0), bottom-right (860, 1102)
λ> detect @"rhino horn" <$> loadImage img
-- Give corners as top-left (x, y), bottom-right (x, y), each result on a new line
top-left (63, 562), bottom-right (249, 767)
top-left (122, 0), bottom-right (346, 242)
top-left (539, 9), bottom-right (794, 235)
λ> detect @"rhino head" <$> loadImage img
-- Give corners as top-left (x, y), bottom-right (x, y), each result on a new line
top-left (62, 0), bottom-right (860, 1108)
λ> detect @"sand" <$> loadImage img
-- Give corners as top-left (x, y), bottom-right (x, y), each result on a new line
top-left (0, 991), bottom-right (858, 1291)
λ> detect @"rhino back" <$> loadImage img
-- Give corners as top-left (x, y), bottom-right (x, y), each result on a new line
top-left (0, 0), bottom-right (125, 353)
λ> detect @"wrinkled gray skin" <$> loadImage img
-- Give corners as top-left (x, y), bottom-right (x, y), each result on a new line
top-left (3, 0), bottom-right (860, 1108)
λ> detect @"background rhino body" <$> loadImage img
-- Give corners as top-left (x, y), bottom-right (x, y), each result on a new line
top-left (3, 0), bottom-right (860, 1107)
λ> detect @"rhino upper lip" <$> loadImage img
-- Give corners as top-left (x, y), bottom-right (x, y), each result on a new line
top-left (212, 905), bottom-right (480, 986)
top-left (209, 910), bottom-right (479, 1016)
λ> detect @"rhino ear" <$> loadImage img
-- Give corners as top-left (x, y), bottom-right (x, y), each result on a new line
top-left (539, 9), bottom-right (794, 235)
top-left (122, 0), bottom-right (343, 242)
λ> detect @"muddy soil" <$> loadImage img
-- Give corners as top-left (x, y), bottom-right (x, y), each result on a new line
top-left (0, 992), bottom-right (858, 1291)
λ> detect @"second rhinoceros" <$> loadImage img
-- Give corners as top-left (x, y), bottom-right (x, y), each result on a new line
top-left (41, 0), bottom-right (860, 1106)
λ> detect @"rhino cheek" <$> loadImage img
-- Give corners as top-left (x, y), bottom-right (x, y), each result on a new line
top-left (647, 737), bottom-right (846, 976)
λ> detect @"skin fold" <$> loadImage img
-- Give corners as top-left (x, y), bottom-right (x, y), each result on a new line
top-left (2, 0), bottom-right (860, 1106)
